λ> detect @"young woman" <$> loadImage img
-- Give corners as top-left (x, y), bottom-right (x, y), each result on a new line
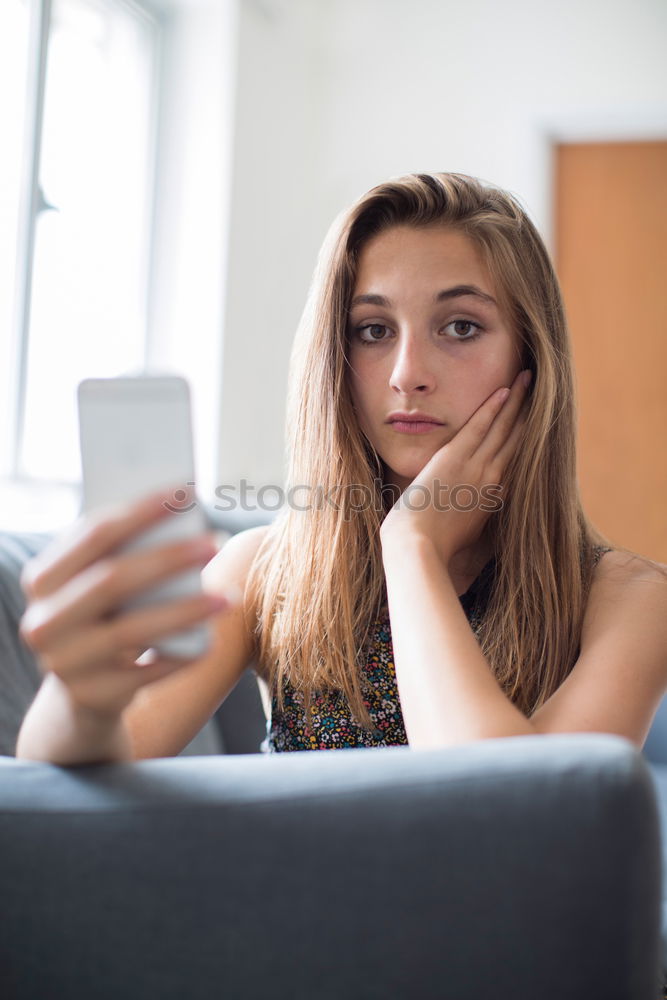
top-left (15, 172), bottom-right (667, 766)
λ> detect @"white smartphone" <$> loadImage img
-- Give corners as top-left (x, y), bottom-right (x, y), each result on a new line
top-left (77, 375), bottom-right (211, 660)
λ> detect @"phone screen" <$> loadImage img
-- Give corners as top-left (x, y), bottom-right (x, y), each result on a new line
top-left (78, 375), bottom-right (196, 512)
top-left (77, 375), bottom-right (210, 659)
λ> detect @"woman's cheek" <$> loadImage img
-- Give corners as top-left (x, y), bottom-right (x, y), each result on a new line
top-left (354, 404), bottom-right (377, 447)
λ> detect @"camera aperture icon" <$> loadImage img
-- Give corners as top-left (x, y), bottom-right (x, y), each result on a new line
top-left (162, 482), bottom-right (198, 513)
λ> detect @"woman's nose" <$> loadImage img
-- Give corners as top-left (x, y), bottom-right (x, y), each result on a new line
top-left (388, 335), bottom-right (436, 394)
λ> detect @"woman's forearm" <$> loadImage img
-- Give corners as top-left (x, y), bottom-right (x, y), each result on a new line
top-left (15, 672), bottom-right (134, 765)
top-left (381, 528), bottom-right (535, 749)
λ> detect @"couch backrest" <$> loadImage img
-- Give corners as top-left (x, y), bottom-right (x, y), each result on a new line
top-left (644, 696), bottom-right (667, 765)
top-left (0, 735), bottom-right (662, 1000)
top-left (0, 531), bottom-right (52, 757)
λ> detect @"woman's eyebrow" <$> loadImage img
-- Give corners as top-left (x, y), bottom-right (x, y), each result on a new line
top-left (436, 285), bottom-right (497, 306)
top-left (350, 285), bottom-right (497, 308)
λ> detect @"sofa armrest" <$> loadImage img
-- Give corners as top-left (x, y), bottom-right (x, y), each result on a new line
top-left (0, 734), bottom-right (661, 999)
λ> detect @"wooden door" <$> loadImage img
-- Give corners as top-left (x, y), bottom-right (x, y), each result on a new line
top-left (554, 140), bottom-right (667, 562)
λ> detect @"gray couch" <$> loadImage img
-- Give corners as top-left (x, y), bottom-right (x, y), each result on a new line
top-left (1, 523), bottom-right (666, 999)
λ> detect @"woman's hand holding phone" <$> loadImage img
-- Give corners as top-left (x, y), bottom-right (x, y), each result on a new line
top-left (18, 488), bottom-right (231, 720)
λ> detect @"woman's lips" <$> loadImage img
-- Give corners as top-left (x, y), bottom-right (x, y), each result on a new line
top-left (389, 420), bottom-right (443, 434)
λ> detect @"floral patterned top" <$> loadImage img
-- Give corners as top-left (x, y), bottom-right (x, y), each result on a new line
top-left (262, 544), bottom-right (614, 754)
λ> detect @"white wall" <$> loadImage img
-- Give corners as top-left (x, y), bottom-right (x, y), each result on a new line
top-left (316, 0), bottom-right (667, 244)
top-left (218, 0), bottom-right (667, 494)
top-left (147, 0), bottom-right (238, 500)
top-left (217, 0), bottom-right (336, 499)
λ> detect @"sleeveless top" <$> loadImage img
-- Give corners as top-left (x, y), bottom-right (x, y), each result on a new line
top-left (262, 544), bottom-right (613, 754)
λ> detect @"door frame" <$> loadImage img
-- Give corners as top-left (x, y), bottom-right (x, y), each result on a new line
top-left (534, 106), bottom-right (667, 248)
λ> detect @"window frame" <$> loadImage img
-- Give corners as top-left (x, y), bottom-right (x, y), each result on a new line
top-left (8, 0), bottom-right (163, 484)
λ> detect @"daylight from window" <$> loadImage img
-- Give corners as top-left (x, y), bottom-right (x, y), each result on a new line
top-left (5, 0), bottom-right (156, 483)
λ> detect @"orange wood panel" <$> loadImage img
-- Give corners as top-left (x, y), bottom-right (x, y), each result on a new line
top-left (554, 141), bottom-right (667, 562)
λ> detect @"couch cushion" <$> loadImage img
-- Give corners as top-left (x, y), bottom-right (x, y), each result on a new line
top-left (0, 532), bottom-right (51, 756)
top-left (648, 763), bottom-right (667, 983)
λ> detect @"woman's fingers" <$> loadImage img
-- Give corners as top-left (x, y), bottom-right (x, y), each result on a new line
top-left (48, 647), bottom-right (203, 720)
top-left (455, 385), bottom-right (513, 459)
top-left (493, 404), bottom-right (529, 472)
top-left (473, 368), bottom-right (532, 463)
top-left (106, 591), bottom-right (229, 657)
top-left (20, 485), bottom-right (191, 600)
top-left (31, 589), bottom-right (229, 681)
top-left (16, 484), bottom-right (230, 721)
top-left (19, 533), bottom-right (218, 651)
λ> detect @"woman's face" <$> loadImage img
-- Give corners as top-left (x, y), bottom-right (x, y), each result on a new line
top-left (346, 225), bottom-right (524, 492)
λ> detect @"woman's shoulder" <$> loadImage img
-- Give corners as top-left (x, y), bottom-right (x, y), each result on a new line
top-left (583, 544), bottom-right (667, 641)
top-left (531, 544), bottom-right (667, 748)
top-left (203, 523), bottom-right (272, 583)
top-left (202, 524), bottom-right (272, 617)
top-left (590, 544), bottom-right (667, 586)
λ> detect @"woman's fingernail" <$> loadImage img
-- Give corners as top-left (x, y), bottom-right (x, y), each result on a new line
top-left (225, 584), bottom-right (243, 605)
top-left (206, 593), bottom-right (231, 612)
top-left (523, 370), bottom-right (533, 388)
top-left (190, 535), bottom-right (216, 557)
top-left (206, 584), bottom-right (242, 609)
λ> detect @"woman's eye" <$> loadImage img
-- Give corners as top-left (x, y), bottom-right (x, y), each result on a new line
top-left (443, 320), bottom-right (482, 341)
top-left (354, 320), bottom-right (482, 345)
top-left (356, 324), bottom-right (389, 344)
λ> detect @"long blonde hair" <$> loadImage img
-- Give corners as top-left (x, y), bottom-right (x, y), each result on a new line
top-left (246, 171), bottom-right (614, 733)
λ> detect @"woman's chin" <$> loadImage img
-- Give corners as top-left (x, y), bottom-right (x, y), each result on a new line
top-left (380, 457), bottom-right (436, 492)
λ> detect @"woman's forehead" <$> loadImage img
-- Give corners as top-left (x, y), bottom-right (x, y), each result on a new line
top-left (352, 225), bottom-right (496, 300)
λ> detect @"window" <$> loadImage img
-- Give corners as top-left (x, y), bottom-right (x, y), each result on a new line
top-left (0, 1), bottom-right (31, 473)
top-left (1, 0), bottom-right (159, 487)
